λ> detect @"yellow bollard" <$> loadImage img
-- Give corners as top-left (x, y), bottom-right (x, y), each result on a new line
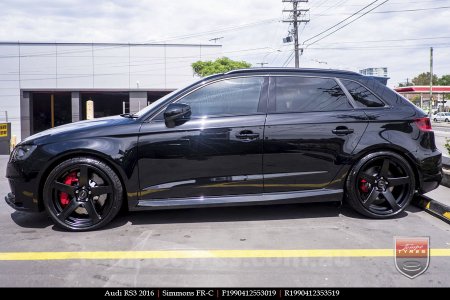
top-left (10, 135), bottom-right (16, 153)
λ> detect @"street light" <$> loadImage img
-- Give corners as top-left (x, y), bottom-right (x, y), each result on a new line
top-left (256, 48), bottom-right (282, 68)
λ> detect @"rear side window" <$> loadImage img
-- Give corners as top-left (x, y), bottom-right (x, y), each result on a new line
top-left (341, 79), bottom-right (385, 108)
top-left (273, 77), bottom-right (352, 113)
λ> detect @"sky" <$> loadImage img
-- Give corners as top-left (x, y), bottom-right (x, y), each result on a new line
top-left (1, 0), bottom-right (449, 87)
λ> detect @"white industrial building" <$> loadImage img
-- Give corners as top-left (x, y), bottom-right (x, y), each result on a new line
top-left (359, 67), bottom-right (388, 78)
top-left (0, 42), bottom-right (222, 140)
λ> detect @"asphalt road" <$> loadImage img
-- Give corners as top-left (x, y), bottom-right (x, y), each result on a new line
top-left (0, 156), bottom-right (449, 287)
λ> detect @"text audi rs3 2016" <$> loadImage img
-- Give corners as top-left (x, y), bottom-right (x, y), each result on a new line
top-left (5, 68), bottom-right (442, 231)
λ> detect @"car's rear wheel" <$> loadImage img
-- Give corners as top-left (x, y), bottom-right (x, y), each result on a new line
top-left (43, 157), bottom-right (123, 231)
top-left (445, 118), bottom-right (449, 122)
top-left (433, 118), bottom-right (438, 122)
top-left (346, 151), bottom-right (415, 218)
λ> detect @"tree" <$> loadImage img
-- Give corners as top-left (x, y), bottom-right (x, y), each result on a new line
top-left (398, 82), bottom-right (413, 87)
top-left (191, 57), bottom-right (251, 77)
top-left (411, 72), bottom-right (438, 85)
top-left (438, 74), bottom-right (450, 86)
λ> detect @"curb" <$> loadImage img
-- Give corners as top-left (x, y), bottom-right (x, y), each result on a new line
top-left (442, 168), bottom-right (450, 188)
top-left (441, 156), bottom-right (450, 188)
top-left (413, 194), bottom-right (450, 224)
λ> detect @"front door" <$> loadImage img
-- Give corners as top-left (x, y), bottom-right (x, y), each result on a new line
top-left (138, 76), bottom-right (268, 200)
top-left (263, 76), bottom-right (368, 193)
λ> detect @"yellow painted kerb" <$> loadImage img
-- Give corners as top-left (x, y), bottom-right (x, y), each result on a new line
top-left (0, 249), bottom-right (449, 261)
top-left (443, 211), bottom-right (450, 220)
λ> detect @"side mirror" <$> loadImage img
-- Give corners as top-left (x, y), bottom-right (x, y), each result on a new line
top-left (164, 103), bottom-right (191, 128)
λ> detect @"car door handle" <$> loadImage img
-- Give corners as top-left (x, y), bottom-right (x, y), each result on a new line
top-left (332, 127), bottom-right (354, 135)
top-left (235, 131), bottom-right (260, 140)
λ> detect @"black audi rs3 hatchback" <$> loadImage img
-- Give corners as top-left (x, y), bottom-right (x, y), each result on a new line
top-left (6, 68), bottom-right (442, 231)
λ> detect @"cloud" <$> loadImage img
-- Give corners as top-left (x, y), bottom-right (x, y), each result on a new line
top-left (0, 0), bottom-right (449, 87)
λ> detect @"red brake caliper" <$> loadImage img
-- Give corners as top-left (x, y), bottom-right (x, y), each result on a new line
top-left (60, 171), bottom-right (78, 207)
top-left (359, 179), bottom-right (369, 193)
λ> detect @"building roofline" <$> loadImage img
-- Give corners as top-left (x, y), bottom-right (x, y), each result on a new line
top-left (20, 88), bottom-right (176, 92)
top-left (397, 85), bottom-right (450, 88)
top-left (0, 41), bottom-right (222, 48)
top-left (395, 86), bottom-right (450, 93)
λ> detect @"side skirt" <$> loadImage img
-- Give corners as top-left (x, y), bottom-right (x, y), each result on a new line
top-left (132, 188), bottom-right (343, 211)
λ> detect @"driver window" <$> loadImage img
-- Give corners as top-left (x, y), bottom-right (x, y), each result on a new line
top-left (154, 77), bottom-right (264, 120)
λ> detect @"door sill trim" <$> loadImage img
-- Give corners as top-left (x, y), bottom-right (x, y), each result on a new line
top-left (135, 189), bottom-right (343, 210)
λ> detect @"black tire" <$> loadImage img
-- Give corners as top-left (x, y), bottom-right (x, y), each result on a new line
top-left (433, 118), bottom-right (438, 122)
top-left (445, 118), bottom-right (449, 122)
top-left (43, 157), bottom-right (123, 231)
top-left (346, 151), bottom-right (415, 218)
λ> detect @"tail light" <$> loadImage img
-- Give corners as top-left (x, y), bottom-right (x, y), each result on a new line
top-left (414, 117), bottom-right (432, 132)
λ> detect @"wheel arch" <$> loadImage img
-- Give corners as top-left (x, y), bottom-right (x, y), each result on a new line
top-left (350, 144), bottom-right (420, 190)
top-left (37, 150), bottom-right (129, 211)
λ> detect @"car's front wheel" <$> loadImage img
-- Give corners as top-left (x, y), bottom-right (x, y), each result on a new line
top-left (445, 118), bottom-right (449, 122)
top-left (433, 118), bottom-right (438, 122)
top-left (43, 157), bottom-right (123, 231)
top-left (346, 151), bottom-right (415, 218)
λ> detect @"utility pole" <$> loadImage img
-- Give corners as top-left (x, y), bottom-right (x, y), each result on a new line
top-left (282, 0), bottom-right (309, 68)
top-left (256, 62), bottom-right (268, 68)
top-left (429, 47), bottom-right (433, 115)
top-left (209, 37), bottom-right (224, 43)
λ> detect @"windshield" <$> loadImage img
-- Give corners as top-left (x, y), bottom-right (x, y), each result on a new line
top-left (133, 89), bottom-right (179, 118)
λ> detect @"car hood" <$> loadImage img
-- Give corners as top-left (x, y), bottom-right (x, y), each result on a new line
top-left (22, 115), bottom-right (137, 145)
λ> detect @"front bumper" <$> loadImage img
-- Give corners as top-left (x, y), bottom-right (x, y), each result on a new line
top-left (5, 160), bottom-right (42, 212)
top-left (4, 192), bottom-right (31, 211)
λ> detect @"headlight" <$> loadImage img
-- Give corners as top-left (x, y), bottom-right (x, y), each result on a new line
top-left (10, 144), bottom-right (37, 161)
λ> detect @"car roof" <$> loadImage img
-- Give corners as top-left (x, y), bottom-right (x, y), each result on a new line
top-left (225, 67), bottom-right (363, 77)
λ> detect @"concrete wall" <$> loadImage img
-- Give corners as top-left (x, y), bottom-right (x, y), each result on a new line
top-left (71, 92), bottom-right (80, 122)
top-left (20, 91), bottom-right (31, 139)
top-left (129, 91), bottom-right (147, 113)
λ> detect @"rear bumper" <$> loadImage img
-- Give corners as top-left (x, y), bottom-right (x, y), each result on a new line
top-left (417, 153), bottom-right (443, 194)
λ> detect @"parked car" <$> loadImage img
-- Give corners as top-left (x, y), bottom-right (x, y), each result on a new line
top-left (432, 112), bottom-right (450, 122)
top-left (6, 68), bottom-right (442, 231)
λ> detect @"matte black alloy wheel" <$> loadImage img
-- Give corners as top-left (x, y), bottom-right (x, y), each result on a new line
top-left (43, 157), bottom-right (123, 231)
top-left (346, 152), bottom-right (415, 218)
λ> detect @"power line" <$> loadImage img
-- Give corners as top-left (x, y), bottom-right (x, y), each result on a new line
top-left (307, 43), bottom-right (450, 50)
top-left (316, 0), bottom-right (449, 7)
top-left (282, 51), bottom-right (294, 67)
top-left (0, 17), bottom-right (277, 58)
top-left (311, 5), bottom-right (450, 16)
top-left (303, 0), bottom-right (379, 44)
top-left (312, 0), bottom-right (349, 19)
top-left (305, 0), bottom-right (390, 47)
top-left (313, 36), bottom-right (450, 46)
top-left (147, 18), bottom-right (280, 43)
top-left (372, 5), bottom-right (450, 13)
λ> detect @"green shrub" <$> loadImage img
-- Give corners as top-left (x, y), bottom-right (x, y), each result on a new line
top-left (446, 138), bottom-right (450, 156)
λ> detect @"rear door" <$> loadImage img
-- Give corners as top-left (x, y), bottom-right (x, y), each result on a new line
top-left (263, 75), bottom-right (368, 193)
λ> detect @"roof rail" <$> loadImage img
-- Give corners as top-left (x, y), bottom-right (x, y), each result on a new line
top-left (225, 67), bottom-right (362, 76)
